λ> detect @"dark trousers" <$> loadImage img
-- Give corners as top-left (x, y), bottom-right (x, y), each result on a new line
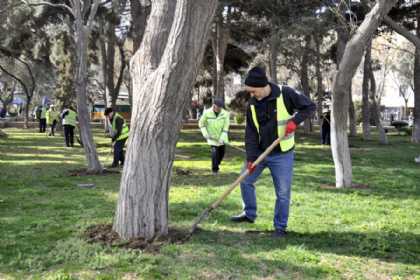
top-left (112, 138), bottom-right (127, 166)
top-left (321, 126), bottom-right (330, 145)
top-left (39, 118), bottom-right (47, 133)
top-left (211, 145), bottom-right (225, 172)
top-left (63, 125), bottom-right (75, 147)
top-left (49, 120), bottom-right (57, 136)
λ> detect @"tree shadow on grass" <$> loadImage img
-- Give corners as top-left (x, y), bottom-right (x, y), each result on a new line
top-left (189, 227), bottom-right (420, 265)
top-left (171, 168), bottom-right (240, 187)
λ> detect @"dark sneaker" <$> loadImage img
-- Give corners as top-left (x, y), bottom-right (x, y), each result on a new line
top-left (272, 229), bottom-right (287, 238)
top-left (230, 213), bottom-right (254, 223)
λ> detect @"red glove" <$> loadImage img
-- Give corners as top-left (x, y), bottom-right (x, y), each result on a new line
top-left (247, 161), bottom-right (256, 174)
top-left (285, 120), bottom-right (297, 136)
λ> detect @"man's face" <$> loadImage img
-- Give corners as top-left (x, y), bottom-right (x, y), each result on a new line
top-left (213, 104), bottom-right (221, 112)
top-left (107, 112), bottom-right (114, 120)
top-left (245, 86), bottom-right (266, 100)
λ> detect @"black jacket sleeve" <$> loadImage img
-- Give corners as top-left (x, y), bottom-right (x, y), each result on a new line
top-left (112, 116), bottom-right (124, 141)
top-left (60, 110), bottom-right (69, 120)
top-left (245, 107), bottom-right (260, 162)
top-left (282, 86), bottom-right (316, 125)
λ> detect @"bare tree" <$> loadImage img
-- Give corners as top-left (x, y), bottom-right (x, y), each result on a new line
top-left (23, 0), bottom-right (102, 172)
top-left (211, 7), bottom-right (230, 102)
top-left (331, 0), bottom-right (397, 188)
top-left (384, 13), bottom-right (420, 142)
top-left (0, 57), bottom-right (35, 128)
top-left (113, 0), bottom-right (217, 240)
top-left (0, 80), bottom-right (16, 112)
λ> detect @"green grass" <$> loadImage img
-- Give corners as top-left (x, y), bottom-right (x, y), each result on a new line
top-left (0, 127), bottom-right (419, 279)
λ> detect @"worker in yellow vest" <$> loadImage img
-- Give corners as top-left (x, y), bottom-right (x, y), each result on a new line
top-left (230, 66), bottom-right (316, 238)
top-left (199, 98), bottom-right (230, 175)
top-left (104, 108), bottom-right (129, 168)
top-left (46, 104), bottom-right (59, 136)
top-left (61, 106), bottom-right (77, 147)
top-left (38, 105), bottom-right (47, 133)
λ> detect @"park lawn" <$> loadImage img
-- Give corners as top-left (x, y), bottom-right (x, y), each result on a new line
top-left (0, 127), bottom-right (419, 280)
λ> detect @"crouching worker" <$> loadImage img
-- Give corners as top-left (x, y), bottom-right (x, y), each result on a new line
top-left (104, 108), bottom-right (129, 168)
top-left (199, 98), bottom-right (230, 175)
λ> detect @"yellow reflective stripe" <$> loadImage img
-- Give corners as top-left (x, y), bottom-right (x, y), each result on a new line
top-left (276, 94), bottom-right (295, 151)
top-left (250, 105), bottom-right (260, 134)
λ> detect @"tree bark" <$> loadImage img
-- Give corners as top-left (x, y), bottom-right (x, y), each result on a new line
top-left (301, 35), bottom-right (312, 134)
top-left (367, 46), bottom-right (388, 144)
top-left (99, 28), bottom-right (109, 107)
top-left (348, 83), bottom-right (357, 137)
top-left (211, 11), bottom-right (229, 102)
top-left (331, 0), bottom-right (397, 188)
top-left (314, 34), bottom-right (324, 125)
top-left (413, 7), bottom-right (420, 143)
top-left (114, 0), bottom-right (217, 241)
top-left (362, 40), bottom-right (371, 140)
top-left (73, 0), bottom-right (102, 173)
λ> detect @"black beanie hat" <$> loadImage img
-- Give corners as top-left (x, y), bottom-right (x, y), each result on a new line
top-left (213, 97), bottom-right (224, 108)
top-left (245, 66), bottom-right (268, 87)
top-left (104, 107), bottom-right (113, 116)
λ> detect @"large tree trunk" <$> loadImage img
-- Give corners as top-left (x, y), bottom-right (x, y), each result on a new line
top-left (113, 0), bottom-right (217, 241)
top-left (269, 32), bottom-right (279, 84)
top-left (301, 35), bottom-right (312, 134)
top-left (331, 0), bottom-right (397, 188)
top-left (314, 34), bottom-right (324, 125)
top-left (74, 25), bottom-right (102, 173)
top-left (211, 11), bottom-right (229, 102)
top-left (362, 40), bottom-right (371, 140)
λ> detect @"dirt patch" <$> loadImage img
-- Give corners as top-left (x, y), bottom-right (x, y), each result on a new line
top-left (320, 183), bottom-right (369, 190)
top-left (68, 168), bottom-right (120, 176)
top-left (84, 224), bottom-right (189, 253)
top-left (174, 168), bottom-right (193, 176)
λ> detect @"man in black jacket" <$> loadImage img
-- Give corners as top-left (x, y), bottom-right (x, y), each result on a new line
top-left (231, 66), bottom-right (316, 237)
top-left (104, 108), bottom-right (129, 168)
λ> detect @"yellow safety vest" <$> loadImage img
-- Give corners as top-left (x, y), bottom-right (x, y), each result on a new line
top-left (112, 113), bottom-right (129, 141)
top-left (198, 108), bottom-right (230, 146)
top-left (40, 107), bottom-right (47, 119)
top-left (63, 110), bottom-right (77, 127)
top-left (250, 91), bottom-right (295, 152)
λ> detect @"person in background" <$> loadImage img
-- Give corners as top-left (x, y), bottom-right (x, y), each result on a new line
top-left (199, 98), bottom-right (230, 175)
top-left (104, 108), bottom-right (130, 168)
top-left (38, 105), bottom-right (47, 133)
top-left (46, 104), bottom-right (59, 136)
top-left (321, 109), bottom-right (331, 145)
top-left (61, 106), bottom-right (77, 147)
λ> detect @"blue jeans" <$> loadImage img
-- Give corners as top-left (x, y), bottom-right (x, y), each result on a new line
top-left (240, 151), bottom-right (294, 231)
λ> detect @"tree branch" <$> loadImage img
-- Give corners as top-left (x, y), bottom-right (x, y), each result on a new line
top-left (87, 0), bottom-right (101, 31)
top-left (114, 42), bottom-right (127, 94)
top-left (383, 15), bottom-right (420, 48)
top-left (21, 0), bottom-right (74, 17)
top-left (0, 64), bottom-right (29, 98)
